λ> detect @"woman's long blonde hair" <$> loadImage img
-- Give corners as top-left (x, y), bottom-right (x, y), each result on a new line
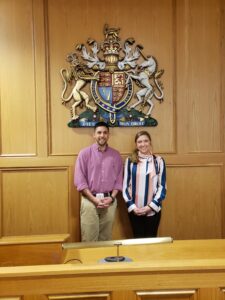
top-left (130, 131), bottom-right (152, 163)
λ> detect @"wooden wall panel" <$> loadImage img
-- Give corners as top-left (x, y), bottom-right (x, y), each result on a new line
top-left (0, 0), bottom-right (224, 241)
top-left (112, 194), bottom-right (133, 240)
top-left (46, 0), bottom-right (175, 155)
top-left (0, 0), bottom-right (37, 156)
top-left (24, 296), bottom-right (47, 300)
top-left (198, 288), bottom-right (220, 300)
top-left (1, 168), bottom-right (69, 236)
top-left (221, 6), bottom-right (225, 228)
top-left (159, 165), bottom-right (223, 239)
top-left (177, 0), bottom-right (222, 153)
top-left (220, 289), bottom-right (225, 300)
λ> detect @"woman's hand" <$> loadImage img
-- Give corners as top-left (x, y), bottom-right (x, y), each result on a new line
top-left (133, 207), bottom-right (143, 215)
top-left (133, 206), bottom-right (152, 216)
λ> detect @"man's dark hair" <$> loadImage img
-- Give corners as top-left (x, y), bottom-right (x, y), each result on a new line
top-left (94, 121), bottom-right (109, 131)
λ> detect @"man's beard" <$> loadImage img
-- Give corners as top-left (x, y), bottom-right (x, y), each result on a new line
top-left (97, 138), bottom-right (107, 147)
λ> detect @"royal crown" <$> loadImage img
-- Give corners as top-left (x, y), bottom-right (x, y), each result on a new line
top-left (102, 24), bottom-right (121, 69)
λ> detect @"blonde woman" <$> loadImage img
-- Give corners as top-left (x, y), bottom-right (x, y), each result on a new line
top-left (123, 131), bottom-right (166, 238)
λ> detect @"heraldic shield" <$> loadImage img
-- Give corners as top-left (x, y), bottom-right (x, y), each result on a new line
top-left (91, 71), bottom-right (133, 124)
top-left (60, 24), bottom-right (164, 127)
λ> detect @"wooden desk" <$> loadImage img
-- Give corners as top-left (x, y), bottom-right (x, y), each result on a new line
top-left (0, 234), bottom-right (69, 266)
top-left (0, 239), bottom-right (225, 300)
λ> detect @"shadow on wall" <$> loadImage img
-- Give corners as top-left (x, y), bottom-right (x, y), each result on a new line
top-left (113, 193), bottom-right (133, 240)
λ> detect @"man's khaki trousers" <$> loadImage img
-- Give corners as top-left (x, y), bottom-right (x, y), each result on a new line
top-left (80, 196), bottom-right (117, 242)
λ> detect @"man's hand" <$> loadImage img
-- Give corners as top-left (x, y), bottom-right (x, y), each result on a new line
top-left (95, 197), bottom-right (111, 208)
top-left (102, 196), bottom-right (113, 206)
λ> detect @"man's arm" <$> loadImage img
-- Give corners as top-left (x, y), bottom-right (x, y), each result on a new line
top-left (102, 189), bottom-right (119, 206)
top-left (74, 151), bottom-right (89, 191)
top-left (113, 153), bottom-right (123, 191)
top-left (81, 188), bottom-right (97, 204)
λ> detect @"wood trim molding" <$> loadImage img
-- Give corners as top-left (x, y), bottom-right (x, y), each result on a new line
top-left (136, 289), bottom-right (196, 296)
top-left (48, 293), bottom-right (110, 300)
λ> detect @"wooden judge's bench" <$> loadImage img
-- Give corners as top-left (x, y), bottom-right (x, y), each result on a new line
top-left (0, 236), bottom-right (225, 300)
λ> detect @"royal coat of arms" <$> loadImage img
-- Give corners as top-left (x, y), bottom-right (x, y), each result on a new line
top-left (60, 24), bottom-right (164, 127)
